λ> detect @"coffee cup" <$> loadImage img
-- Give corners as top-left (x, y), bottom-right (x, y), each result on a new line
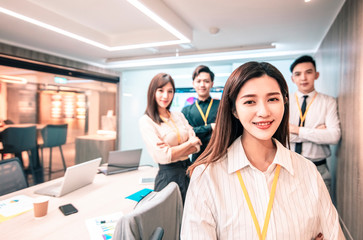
top-left (33, 196), bottom-right (50, 219)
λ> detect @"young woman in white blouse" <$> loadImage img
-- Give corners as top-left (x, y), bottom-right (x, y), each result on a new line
top-left (181, 62), bottom-right (344, 239)
top-left (139, 73), bottom-right (201, 202)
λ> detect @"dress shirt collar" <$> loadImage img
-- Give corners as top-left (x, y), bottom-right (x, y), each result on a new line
top-left (227, 136), bottom-right (294, 176)
top-left (197, 96), bottom-right (212, 104)
top-left (296, 90), bottom-right (317, 99)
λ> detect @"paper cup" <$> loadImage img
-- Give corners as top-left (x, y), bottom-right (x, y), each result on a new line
top-left (33, 196), bottom-right (50, 219)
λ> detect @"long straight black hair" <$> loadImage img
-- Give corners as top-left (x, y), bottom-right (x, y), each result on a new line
top-left (188, 62), bottom-right (290, 175)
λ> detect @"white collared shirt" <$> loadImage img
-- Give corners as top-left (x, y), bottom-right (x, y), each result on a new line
top-left (289, 90), bottom-right (341, 161)
top-left (181, 137), bottom-right (344, 240)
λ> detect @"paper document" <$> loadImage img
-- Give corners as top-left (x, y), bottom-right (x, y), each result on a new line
top-left (0, 195), bottom-right (34, 223)
top-left (85, 211), bottom-right (124, 240)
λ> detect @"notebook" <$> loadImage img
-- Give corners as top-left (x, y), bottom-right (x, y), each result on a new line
top-left (34, 158), bottom-right (102, 197)
top-left (98, 149), bottom-right (142, 175)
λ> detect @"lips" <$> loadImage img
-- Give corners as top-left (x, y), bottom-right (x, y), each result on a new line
top-left (253, 120), bottom-right (274, 129)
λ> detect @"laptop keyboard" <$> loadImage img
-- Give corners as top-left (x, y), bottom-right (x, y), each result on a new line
top-left (35, 182), bottom-right (62, 196)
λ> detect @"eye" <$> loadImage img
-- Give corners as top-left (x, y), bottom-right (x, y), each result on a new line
top-left (268, 97), bottom-right (279, 102)
top-left (243, 100), bottom-right (255, 105)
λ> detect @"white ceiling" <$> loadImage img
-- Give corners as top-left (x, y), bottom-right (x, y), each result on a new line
top-left (0, 0), bottom-right (345, 70)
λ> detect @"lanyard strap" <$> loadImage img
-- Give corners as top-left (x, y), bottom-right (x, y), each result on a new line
top-left (160, 112), bottom-right (181, 144)
top-left (195, 99), bottom-right (214, 126)
top-left (236, 165), bottom-right (281, 240)
top-left (295, 93), bottom-right (317, 127)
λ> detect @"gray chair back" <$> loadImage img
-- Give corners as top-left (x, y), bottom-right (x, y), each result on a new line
top-left (41, 124), bottom-right (68, 148)
top-left (0, 157), bottom-right (28, 196)
top-left (113, 182), bottom-right (183, 240)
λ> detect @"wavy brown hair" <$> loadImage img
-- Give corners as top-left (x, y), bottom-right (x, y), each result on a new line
top-left (144, 73), bottom-right (175, 124)
top-left (188, 62), bottom-right (290, 175)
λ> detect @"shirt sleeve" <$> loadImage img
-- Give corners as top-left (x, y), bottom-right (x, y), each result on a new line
top-left (139, 116), bottom-right (172, 164)
top-left (181, 166), bottom-right (217, 240)
top-left (179, 112), bottom-right (200, 153)
top-left (316, 170), bottom-right (345, 239)
top-left (298, 97), bottom-right (341, 144)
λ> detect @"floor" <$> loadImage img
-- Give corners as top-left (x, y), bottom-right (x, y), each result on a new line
top-left (24, 142), bottom-right (76, 186)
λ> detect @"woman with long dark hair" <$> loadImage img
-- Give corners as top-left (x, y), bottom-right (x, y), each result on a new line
top-left (181, 62), bottom-right (344, 239)
top-left (139, 73), bottom-right (201, 202)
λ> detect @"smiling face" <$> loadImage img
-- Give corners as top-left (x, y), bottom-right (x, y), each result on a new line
top-left (291, 62), bottom-right (319, 94)
top-left (193, 72), bottom-right (214, 100)
top-left (155, 82), bottom-right (174, 112)
top-left (235, 74), bottom-right (285, 143)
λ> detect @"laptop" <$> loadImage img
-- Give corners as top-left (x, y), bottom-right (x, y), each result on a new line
top-left (98, 149), bottom-right (142, 175)
top-left (34, 158), bottom-right (102, 197)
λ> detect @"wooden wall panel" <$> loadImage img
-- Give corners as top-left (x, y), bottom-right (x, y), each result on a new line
top-left (315, 0), bottom-right (362, 238)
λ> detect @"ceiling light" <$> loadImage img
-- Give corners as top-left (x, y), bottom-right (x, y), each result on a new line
top-left (0, 5), bottom-right (190, 51)
top-left (127, 0), bottom-right (190, 43)
top-left (0, 75), bottom-right (27, 84)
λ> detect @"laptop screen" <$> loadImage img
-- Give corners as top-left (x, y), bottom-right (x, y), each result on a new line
top-left (107, 149), bottom-right (142, 174)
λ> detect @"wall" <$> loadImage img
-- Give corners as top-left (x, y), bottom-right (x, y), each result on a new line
top-left (315, 0), bottom-right (362, 238)
top-left (119, 59), bottom-right (295, 167)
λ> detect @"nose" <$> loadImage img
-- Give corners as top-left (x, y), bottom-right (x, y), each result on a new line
top-left (257, 101), bottom-right (270, 117)
top-left (301, 72), bottom-right (307, 80)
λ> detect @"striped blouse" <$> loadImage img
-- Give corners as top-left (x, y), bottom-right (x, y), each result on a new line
top-left (181, 136), bottom-right (344, 239)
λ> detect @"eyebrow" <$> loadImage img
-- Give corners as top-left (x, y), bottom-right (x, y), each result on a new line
top-left (240, 92), bottom-right (281, 98)
top-left (293, 68), bottom-right (314, 74)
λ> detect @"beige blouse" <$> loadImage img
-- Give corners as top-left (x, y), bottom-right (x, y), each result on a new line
top-left (139, 112), bottom-right (198, 164)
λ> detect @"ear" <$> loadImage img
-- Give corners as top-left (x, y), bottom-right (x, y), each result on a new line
top-left (232, 110), bottom-right (239, 119)
top-left (211, 81), bottom-right (214, 88)
top-left (192, 80), bottom-right (197, 89)
top-left (315, 72), bottom-right (320, 80)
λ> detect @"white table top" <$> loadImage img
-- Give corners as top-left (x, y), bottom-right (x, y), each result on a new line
top-left (0, 166), bottom-right (158, 240)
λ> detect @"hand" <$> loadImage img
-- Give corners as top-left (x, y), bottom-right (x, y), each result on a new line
top-left (156, 141), bottom-right (169, 148)
top-left (289, 124), bottom-right (300, 134)
top-left (316, 124), bottom-right (326, 129)
top-left (211, 123), bottom-right (216, 130)
top-left (314, 232), bottom-right (323, 240)
top-left (189, 136), bottom-right (202, 147)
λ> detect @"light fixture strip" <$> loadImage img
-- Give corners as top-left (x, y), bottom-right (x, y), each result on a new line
top-left (0, 6), bottom-right (188, 51)
top-left (0, 75), bottom-right (27, 84)
top-left (127, 0), bottom-right (190, 42)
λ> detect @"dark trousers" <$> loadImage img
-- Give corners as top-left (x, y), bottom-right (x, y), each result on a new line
top-left (156, 159), bottom-right (191, 204)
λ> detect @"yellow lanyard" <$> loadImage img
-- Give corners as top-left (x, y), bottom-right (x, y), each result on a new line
top-left (160, 112), bottom-right (181, 144)
top-left (237, 165), bottom-right (281, 240)
top-left (195, 98), bottom-right (214, 126)
top-left (295, 93), bottom-right (317, 127)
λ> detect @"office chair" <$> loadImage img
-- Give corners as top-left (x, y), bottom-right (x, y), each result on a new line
top-left (149, 227), bottom-right (164, 240)
top-left (113, 182), bottom-right (183, 240)
top-left (0, 157), bottom-right (28, 196)
top-left (3, 119), bottom-right (14, 124)
top-left (0, 126), bottom-right (38, 177)
top-left (39, 124), bottom-right (68, 180)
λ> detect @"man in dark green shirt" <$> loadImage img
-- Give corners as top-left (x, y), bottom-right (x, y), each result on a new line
top-left (182, 65), bottom-right (220, 162)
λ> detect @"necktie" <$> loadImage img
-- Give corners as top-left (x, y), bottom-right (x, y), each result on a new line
top-left (295, 95), bottom-right (308, 154)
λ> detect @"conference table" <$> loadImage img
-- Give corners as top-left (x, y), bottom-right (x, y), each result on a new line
top-left (0, 166), bottom-right (158, 240)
